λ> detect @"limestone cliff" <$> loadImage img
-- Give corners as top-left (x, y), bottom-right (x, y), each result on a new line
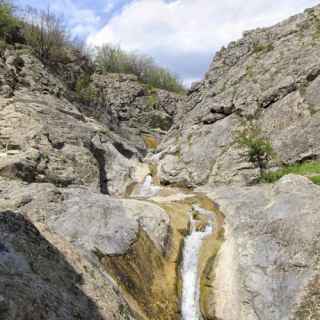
top-left (157, 5), bottom-right (320, 187)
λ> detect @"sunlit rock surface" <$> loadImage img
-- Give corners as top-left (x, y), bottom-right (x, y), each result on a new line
top-left (157, 5), bottom-right (320, 188)
top-left (206, 175), bottom-right (320, 320)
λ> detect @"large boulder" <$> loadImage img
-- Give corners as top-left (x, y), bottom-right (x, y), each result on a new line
top-left (0, 179), bottom-right (170, 258)
top-left (203, 175), bottom-right (320, 320)
top-left (0, 211), bottom-right (138, 320)
top-left (0, 179), bottom-right (181, 320)
top-left (157, 5), bottom-right (320, 187)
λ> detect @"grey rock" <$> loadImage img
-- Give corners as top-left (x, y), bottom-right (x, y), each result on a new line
top-left (80, 73), bottom-right (184, 151)
top-left (0, 91), bottom-right (141, 196)
top-left (0, 179), bottom-right (170, 257)
top-left (206, 175), bottom-right (320, 320)
top-left (0, 211), bottom-right (138, 320)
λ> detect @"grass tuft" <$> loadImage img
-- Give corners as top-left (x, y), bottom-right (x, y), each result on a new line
top-left (259, 161), bottom-right (320, 185)
top-left (310, 175), bottom-right (320, 185)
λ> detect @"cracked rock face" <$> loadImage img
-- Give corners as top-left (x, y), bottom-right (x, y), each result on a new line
top-left (79, 73), bottom-right (184, 152)
top-left (157, 5), bottom-right (320, 187)
top-left (1, 4), bottom-right (320, 320)
top-left (206, 175), bottom-right (320, 320)
top-left (0, 58), bottom-right (143, 196)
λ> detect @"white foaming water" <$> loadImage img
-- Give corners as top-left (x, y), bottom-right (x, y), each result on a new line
top-left (181, 215), bottom-right (213, 320)
top-left (138, 175), bottom-right (160, 198)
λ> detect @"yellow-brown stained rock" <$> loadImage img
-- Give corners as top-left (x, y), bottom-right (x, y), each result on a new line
top-left (143, 135), bottom-right (159, 150)
top-left (101, 229), bottom-right (180, 320)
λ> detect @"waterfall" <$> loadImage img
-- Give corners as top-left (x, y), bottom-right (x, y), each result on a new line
top-left (181, 212), bottom-right (213, 320)
top-left (138, 175), bottom-right (160, 198)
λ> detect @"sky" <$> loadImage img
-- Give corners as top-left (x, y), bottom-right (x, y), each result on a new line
top-left (17, 0), bottom-right (320, 86)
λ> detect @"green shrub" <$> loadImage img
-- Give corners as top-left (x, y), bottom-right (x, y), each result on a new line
top-left (259, 170), bottom-right (284, 183)
top-left (235, 122), bottom-right (274, 176)
top-left (252, 42), bottom-right (274, 55)
top-left (95, 44), bottom-right (185, 93)
top-left (75, 74), bottom-right (96, 104)
top-left (0, 1), bottom-right (21, 42)
top-left (310, 175), bottom-right (320, 185)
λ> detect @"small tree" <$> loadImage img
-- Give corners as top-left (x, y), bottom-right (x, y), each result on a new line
top-left (236, 122), bottom-right (274, 176)
top-left (21, 6), bottom-right (68, 62)
top-left (0, 1), bottom-right (21, 43)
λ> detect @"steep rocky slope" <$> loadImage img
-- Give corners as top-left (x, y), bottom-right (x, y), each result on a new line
top-left (157, 5), bottom-right (320, 187)
top-left (0, 42), bottom-right (185, 319)
top-left (0, 45), bottom-right (182, 197)
top-left (80, 73), bottom-right (183, 152)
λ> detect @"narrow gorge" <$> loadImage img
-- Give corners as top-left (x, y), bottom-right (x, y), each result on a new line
top-left (1, 3), bottom-right (320, 320)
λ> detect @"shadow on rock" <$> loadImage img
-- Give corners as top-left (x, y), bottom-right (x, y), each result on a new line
top-left (0, 211), bottom-right (106, 320)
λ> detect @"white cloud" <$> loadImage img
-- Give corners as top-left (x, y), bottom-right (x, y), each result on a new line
top-left (49, 0), bottom-right (101, 38)
top-left (87, 0), bottom-right (320, 84)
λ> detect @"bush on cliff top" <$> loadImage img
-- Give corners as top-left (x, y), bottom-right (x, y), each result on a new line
top-left (95, 44), bottom-right (185, 93)
top-left (0, 3), bottom-right (184, 94)
top-left (0, 1), bottom-right (21, 43)
top-left (20, 6), bottom-right (70, 63)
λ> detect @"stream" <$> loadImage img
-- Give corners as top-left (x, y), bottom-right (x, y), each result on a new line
top-left (181, 213), bottom-right (213, 320)
top-left (136, 174), bottom-right (214, 320)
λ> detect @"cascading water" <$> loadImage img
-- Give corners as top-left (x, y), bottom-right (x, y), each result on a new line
top-left (138, 175), bottom-right (160, 198)
top-left (181, 212), bottom-right (213, 320)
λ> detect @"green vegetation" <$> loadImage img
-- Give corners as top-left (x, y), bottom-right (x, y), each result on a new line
top-left (307, 9), bottom-right (320, 40)
top-left (0, 1), bottom-right (21, 43)
top-left (21, 7), bottom-right (70, 63)
top-left (245, 65), bottom-right (254, 79)
top-left (147, 94), bottom-right (158, 109)
top-left (0, 39), bottom-right (7, 51)
top-left (235, 122), bottom-right (274, 176)
top-left (0, 2), bottom-right (184, 97)
top-left (260, 161), bottom-right (320, 185)
top-left (310, 175), bottom-right (320, 185)
top-left (75, 74), bottom-right (96, 104)
top-left (252, 42), bottom-right (274, 55)
top-left (0, 2), bottom-right (72, 62)
top-left (95, 44), bottom-right (185, 93)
